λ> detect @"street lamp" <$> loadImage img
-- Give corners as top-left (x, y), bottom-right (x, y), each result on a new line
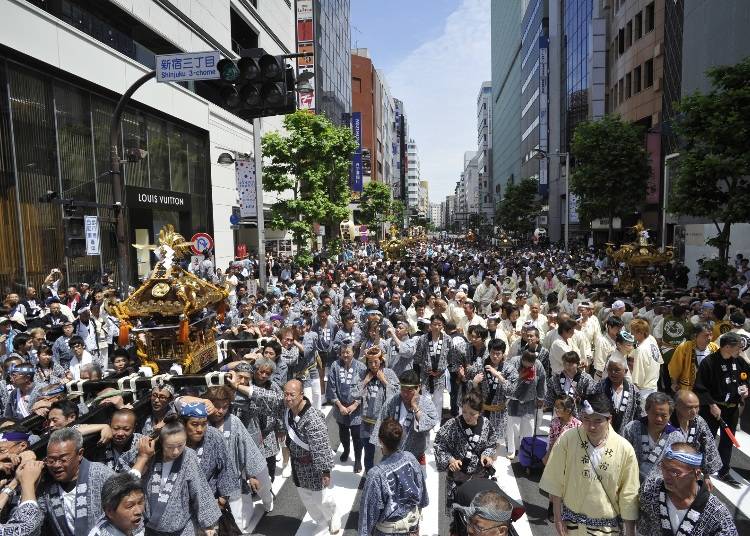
top-left (534, 149), bottom-right (570, 253)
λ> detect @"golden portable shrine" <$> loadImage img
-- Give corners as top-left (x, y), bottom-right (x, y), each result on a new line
top-left (605, 221), bottom-right (674, 293)
top-left (380, 225), bottom-right (407, 260)
top-left (111, 225), bottom-right (229, 374)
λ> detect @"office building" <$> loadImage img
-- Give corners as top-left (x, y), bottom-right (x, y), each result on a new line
top-left (429, 202), bottom-right (444, 229)
top-left (418, 181), bottom-right (429, 219)
top-left (406, 139), bottom-right (420, 212)
top-left (476, 81), bottom-right (494, 221)
top-left (490, 0), bottom-right (523, 203)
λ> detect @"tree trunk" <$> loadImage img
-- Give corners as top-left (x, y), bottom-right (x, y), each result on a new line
top-left (719, 222), bottom-right (732, 264)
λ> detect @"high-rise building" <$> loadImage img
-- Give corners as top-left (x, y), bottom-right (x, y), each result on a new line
top-left (393, 99), bottom-right (408, 203)
top-left (491, 0), bottom-right (523, 204)
top-left (547, 0), bottom-right (606, 243)
top-left (350, 49), bottom-right (395, 187)
top-left (406, 140), bottom-right (420, 212)
top-left (444, 195), bottom-right (456, 230)
top-left (429, 202), bottom-right (444, 229)
top-left (476, 82), bottom-right (494, 221)
top-left (418, 180), bottom-right (429, 219)
top-left (311, 0), bottom-right (351, 125)
top-left (606, 0), bottom-right (663, 236)
top-left (0, 0), bottom-right (294, 289)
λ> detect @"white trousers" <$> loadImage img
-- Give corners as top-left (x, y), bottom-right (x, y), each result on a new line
top-left (229, 468), bottom-right (274, 530)
top-left (304, 379), bottom-right (322, 411)
top-left (296, 486), bottom-right (339, 530)
top-left (506, 414), bottom-right (534, 456)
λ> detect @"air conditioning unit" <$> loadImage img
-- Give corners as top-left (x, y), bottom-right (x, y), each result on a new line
top-left (539, 215), bottom-right (548, 225)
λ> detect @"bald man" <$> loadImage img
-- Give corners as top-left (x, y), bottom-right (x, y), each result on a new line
top-left (670, 390), bottom-right (722, 488)
top-left (283, 379), bottom-right (340, 533)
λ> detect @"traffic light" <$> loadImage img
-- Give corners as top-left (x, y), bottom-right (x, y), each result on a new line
top-left (217, 49), bottom-right (296, 119)
top-left (63, 206), bottom-right (86, 258)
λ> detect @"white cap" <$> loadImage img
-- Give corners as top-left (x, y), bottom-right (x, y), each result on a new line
top-left (612, 300), bottom-right (626, 310)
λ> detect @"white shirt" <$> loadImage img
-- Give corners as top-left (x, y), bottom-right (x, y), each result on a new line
top-left (60, 484), bottom-right (76, 532)
top-left (666, 496), bottom-right (689, 534)
top-left (69, 350), bottom-right (94, 380)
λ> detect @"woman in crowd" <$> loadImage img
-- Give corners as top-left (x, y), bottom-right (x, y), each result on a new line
top-left (353, 346), bottom-right (400, 473)
top-left (133, 418), bottom-right (222, 536)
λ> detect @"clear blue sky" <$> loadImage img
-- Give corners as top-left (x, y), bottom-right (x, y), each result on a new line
top-left (350, 0), bottom-right (492, 202)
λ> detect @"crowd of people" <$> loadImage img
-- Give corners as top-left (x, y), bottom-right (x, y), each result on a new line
top-left (0, 239), bottom-right (747, 535)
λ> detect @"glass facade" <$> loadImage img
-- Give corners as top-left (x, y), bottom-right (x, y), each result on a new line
top-left (519, 0), bottom-right (545, 183)
top-left (561, 0), bottom-right (593, 152)
top-left (315, 0), bottom-right (352, 125)
top-left (0, 56), bottom-right (211, 293)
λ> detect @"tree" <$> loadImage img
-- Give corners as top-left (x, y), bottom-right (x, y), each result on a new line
top-left (359, 181), bottom-right (393, 236)
top-left (262, 110), bottom-right (357, 265)
top-left (390, 200), bottom-right (406, 228)
top-left (495, 177), bottom-right (542, 237)
top-left (669, 57), bottom-right (750, 263)
top-left (570, 115), bottom-right (652, 241)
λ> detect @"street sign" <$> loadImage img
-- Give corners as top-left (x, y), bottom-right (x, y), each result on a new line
top-left (156, 51), bottom-right (221, 83)
top-left (190, 232), bottom-right (213, 255)
top-left (84, 215), bottom-right (100, 255)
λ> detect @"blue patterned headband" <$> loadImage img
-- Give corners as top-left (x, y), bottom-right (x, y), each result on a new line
top-left (664, 446), bottom-right (703, 467)
top-left (180, 402), bottom-right (207, 418)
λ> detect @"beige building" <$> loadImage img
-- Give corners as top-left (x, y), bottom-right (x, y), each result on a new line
top-left (607, 0), bottom-right (664, 230)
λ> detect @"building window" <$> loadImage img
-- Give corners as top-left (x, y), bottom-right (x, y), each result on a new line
top-left (634, 65), bottom-right (642, 93)
top-left (618, 78), bottom-right (624, 103)
top-left (635, 12), bottom-right (643, 40)
top-left (645, 2), bottom-right (655, 33)
top-left (626, 20), bottom-right (633, 48)
top-left (625, 72), bottom-right (632, 99)
top-left (645, 59), bottom-right (654, 87)
top-left (230, 8), bottom-right (259, 55)
top-left (618, 28), bottom-right (625, 54)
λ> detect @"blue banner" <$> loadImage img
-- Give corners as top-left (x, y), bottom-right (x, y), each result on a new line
top-left (350, 111), bottom-right (363, 192)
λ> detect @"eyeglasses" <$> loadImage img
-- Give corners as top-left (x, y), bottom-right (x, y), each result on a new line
top-left (151, 393), bottom-right (171, 401)
top-left (467, 518), bottom-right (506, 534)
top-left (661, 466), bottom-right (695, 479)
top-left (44, 455), bottom-right (74, 466)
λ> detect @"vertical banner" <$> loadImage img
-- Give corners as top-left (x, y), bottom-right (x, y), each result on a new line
top-left (350, 111), bottom-right (363, 192)
top-left (236, 158), bottom-right (257, 218)
top-left (295, 0), bottom-right (315, 111)
top-left (538, 35), bottom-right (549, 195)
top-left (84, 216), bottom-right (100, 255)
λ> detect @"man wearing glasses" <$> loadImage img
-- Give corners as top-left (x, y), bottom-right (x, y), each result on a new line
top-left (37, 427), bottom-right (114, 536)
top-left (638, 443), bottom-right (738, 535)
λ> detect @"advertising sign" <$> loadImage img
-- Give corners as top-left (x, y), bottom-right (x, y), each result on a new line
top-left (84, 216), bottom-right (100, 256)
top-left (350, 111), bottom-right (363, 192)
top-left (235, 158), bottom-right (257, 218)
top-left (296, 0), bottom-right (315, 111)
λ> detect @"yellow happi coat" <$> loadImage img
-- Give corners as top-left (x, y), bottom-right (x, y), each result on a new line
top-left (540, 425), bottom-right (640, 532)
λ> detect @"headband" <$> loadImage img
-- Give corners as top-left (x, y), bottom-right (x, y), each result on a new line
top-left (400, 382), bottom-right (420, 389)
top-left (234, 362), bottom-right (253, 373)
top-left (664, 446), bottom-right (703, 467)
top-left (153, 380), bottom-right (175, 396)
top-left (180, 402), bottom-right (207, 418)
top-left (0, 431), bottom-right (30, 442)
top-left (453, 504), bottom-right (512, 523)
top-left (582, 400), bottom-right (611, 418)
top-left (42, 384), bottom-right (66, 397)
top-left (9, 364), bottom-right (34, 376)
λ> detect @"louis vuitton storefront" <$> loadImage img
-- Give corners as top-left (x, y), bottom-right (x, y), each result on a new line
top-left (0, 54), bottom-right (213, 292)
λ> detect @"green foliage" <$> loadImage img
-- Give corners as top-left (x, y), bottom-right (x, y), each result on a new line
top-left (262, 110), bottom-right (357, 259)
top-left (669, 57), bottom-right (750, 262)
top-left (389, 200), bottom-right (406, 227)
top-left (359, 181), bottom-right (394, 234)
top-left (570, 115), bottom-right (652, 238)
top-left (495, 177), bottom-right (541, 237)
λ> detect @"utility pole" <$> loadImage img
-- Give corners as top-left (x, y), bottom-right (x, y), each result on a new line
top-left (109, 70), bottom-right (156, 298)
top-left (253, 118), bottom-right (267, 291)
